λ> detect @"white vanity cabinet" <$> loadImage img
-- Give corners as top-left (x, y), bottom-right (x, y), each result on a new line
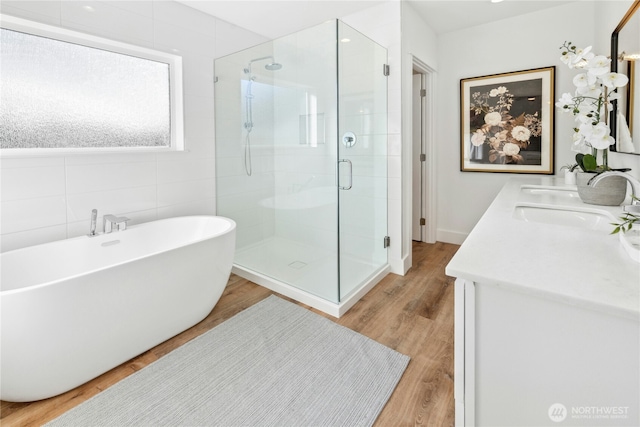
top-left (447, 178), bottom-right (640, 427)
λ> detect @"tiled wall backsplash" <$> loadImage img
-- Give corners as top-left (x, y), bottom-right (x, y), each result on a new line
top-left (0, 0), bottom-right (266, 252)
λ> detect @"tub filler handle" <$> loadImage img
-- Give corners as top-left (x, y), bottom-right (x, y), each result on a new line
top-left (104, 214), bottom-right (130, 233)
top-left (88, 209), bottom-right (98, 237)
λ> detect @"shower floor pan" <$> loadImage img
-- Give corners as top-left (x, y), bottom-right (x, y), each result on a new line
top-left (232, 236), bottom-right (389, 317)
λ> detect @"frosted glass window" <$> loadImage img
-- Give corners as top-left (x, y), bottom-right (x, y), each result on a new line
top-left (0, 21), bottom-right (180, 152)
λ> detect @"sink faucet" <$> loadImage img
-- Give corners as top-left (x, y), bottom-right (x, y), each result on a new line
top-left (590, 171), bottom-right (640, 212)
top-left (103, 214), bottom-right (130, 233)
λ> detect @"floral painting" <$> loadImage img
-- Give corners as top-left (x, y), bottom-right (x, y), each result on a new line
top-left (460, 67), bottom-right (555, 173)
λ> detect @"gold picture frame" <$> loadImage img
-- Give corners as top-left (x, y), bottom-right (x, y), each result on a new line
top-left (460, 66), bottom-right (555, 173)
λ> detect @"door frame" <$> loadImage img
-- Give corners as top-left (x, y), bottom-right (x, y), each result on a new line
top-left (412, 57), bottom-right (436, 243)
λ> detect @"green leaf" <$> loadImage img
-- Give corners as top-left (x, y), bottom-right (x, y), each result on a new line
top-left (582, 154), bottom-right (597, 171)
top-left (575, 153), bottom-right (587, 172)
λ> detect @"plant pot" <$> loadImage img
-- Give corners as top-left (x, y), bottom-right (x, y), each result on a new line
top-left (575, 172), bottom-right (627, 206)
top-left (564, 170), bottom-right (577, 185)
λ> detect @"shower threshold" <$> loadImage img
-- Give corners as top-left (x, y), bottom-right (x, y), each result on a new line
top-left (232, 237), bottom-right (389, 317)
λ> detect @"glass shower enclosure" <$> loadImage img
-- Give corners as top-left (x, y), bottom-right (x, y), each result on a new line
top-left (214, 20), bottom-right (388, 316)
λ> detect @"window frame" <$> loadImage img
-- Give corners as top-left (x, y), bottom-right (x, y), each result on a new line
top-left (0, 14), bottom-right (184, 156)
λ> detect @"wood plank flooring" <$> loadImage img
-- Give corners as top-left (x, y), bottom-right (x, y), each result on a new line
top-left (1, 241), bottom-right (458, 427)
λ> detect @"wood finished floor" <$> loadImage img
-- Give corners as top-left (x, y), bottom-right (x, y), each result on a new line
top-left (1, 241), bottom-right (458, 427)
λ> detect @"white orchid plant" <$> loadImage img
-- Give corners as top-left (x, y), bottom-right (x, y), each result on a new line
top-left (556, 41), bottom-right (629, 171)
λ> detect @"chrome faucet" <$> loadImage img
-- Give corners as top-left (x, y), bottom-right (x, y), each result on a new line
top-left (103, 214), bottom-right (130, 233)
top-left (590, 171), bottom-right (640, 212)
top-left (88, 209), bottom-right (98, 237)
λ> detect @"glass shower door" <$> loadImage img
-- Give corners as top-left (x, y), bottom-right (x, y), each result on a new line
top-left (215, 21), bottom-right (341, 304)
top-left (337, 22), bottom-right (388, 300)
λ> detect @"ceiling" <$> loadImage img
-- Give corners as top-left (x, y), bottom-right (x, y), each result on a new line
top-left (177, 0), bottom-right (385, 39)
top-left (407, 0), bottom-right (575, 35)
top-left (177, 0), bottom-right (576, 39)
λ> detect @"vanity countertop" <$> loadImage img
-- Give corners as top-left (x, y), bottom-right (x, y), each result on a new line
top-left (445, 176), bottom-right (640, 320)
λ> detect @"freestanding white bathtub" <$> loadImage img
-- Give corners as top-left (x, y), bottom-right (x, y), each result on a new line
top-left (0, 215), bottom-right (236, 402)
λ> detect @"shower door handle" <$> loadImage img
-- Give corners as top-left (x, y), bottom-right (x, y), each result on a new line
top-left (338, 159), bottom-right (353, 190)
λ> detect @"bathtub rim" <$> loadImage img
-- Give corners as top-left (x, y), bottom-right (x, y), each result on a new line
top-left (0, 215), bottom-right (236, 296)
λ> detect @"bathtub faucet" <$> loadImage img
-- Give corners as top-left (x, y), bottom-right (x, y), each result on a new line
top-left (88, 209), bottom-right (98, 237)
top-left (104, 214), bottom-right (130, 233)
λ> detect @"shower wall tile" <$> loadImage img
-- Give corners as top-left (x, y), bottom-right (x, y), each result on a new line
top-left (183, 55), bottom-right (215, 98)
top-left (215, 156), bottom-right (246, 177)
top-left (182, 136), bottom-right (216, 159)
top-left (64, 153), bottom-right (157, 166)
top-left (157, 178), bottom-right (215, 208)
top-left (65, 161), bottom-right (157, 194)
top-left (184, 94), bottom-right (216, 140)
top-left (0, 1), bottom-right (61, 25)
top-left (388, 177), bottom-right (401, 201)
top-left (0, 165), bottom-right (66, 202)
top-left (157, 156), bottom-right (215, 184)
top-left (217, 191), bottom-right (262, 213)
top-left (1, 225), bottom-right (67, 253)
top-left (388, 109), bottom-right (402, 135)
top-left (216, 173), bottom-right (267, 197)
top-left (387, 134), bottom-right (401, 156)
top-left (157, 198), bottom-right (215, 220)
top-left (215, 19), bottom-right (266, 58)
top-left (60, 1), bottom-right (154, 46)
top-left (387, 156), bottom-right (401, 178)
top-left (1, 196), bottom-right (67, 234)
top-left (66, 185), bottom-right (157, 222)
top-left (0, 157), bottom-right (65, 169)
top-left (236, 223), bottom-right (267, 248)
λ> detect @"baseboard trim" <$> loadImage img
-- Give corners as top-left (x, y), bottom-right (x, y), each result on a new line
top-left (436, 229), bottom-right (468, 245)
top-left (388, 253), bottom-right (411, 276)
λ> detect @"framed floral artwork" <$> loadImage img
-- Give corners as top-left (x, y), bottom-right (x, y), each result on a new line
top-left (460, 66), bottom-right (555, 173)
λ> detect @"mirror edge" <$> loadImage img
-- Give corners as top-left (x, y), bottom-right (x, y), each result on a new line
top-left (610, 0), bottom-right (640, 155)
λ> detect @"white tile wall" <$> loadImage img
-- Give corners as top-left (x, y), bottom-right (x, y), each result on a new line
top-left (60, 1), bottom-right (154, 46)
top-left (0, 0), bottom-right (267, 252)
top-left (0, 1), bottom-right (61, 25)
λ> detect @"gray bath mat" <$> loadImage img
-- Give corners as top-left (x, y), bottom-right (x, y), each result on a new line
top-left (46, 295), bottom-right (409, 426)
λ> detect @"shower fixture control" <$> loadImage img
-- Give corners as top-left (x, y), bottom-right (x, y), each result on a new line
top-left (342, 132), bottom-right (357, 148)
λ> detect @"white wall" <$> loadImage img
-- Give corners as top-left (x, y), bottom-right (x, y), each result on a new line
top-left (401, 1), bottom-right (438, 267)
top-left (433, 1), bottom-right (640, 244)
top-left (0, 0), bottom-right (266, 252)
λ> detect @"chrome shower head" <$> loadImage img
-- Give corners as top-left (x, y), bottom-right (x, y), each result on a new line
top-left (245, 56), bottom-right (282, 74)
top-left (264, 62), bottom-right (282, 71)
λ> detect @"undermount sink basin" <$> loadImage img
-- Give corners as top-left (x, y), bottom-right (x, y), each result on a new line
top-left (513, 204), bottom-right (614, 232)
top-left (520, 185), bottom-right (580, 198)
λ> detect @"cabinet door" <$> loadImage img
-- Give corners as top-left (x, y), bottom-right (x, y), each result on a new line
top-left (454, 278), bottom-right (475, 427)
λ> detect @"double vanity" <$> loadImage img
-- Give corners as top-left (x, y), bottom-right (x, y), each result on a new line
top-left (446, 177), bottom-right (640, 426)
